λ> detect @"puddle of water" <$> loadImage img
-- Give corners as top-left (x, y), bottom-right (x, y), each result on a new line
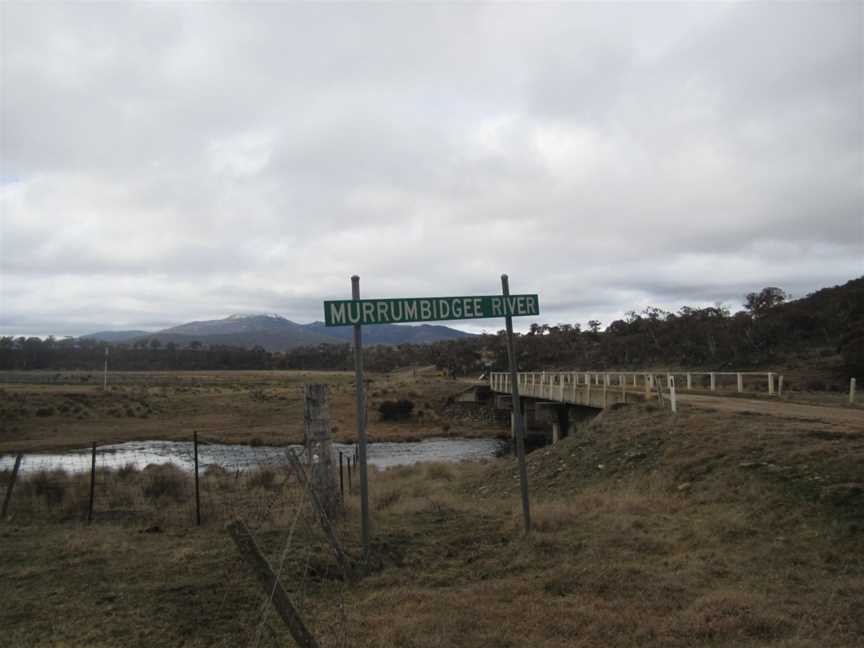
top-left (0, 437), bottom-right (504, 475)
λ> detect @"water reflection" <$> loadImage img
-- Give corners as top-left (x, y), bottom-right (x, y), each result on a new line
top-left (0, 437), bottom-right (504, 475)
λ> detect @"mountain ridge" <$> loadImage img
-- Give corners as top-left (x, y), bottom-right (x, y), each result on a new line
top-left (81, 313), bottom-right (474, 350)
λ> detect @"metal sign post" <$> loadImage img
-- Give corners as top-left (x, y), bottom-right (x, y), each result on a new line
top-left (324, 278), bottom-right (540, 556)
top-left (501, 274), bottom-right (531, 533)
top-left (351, 275), bottom-right (371, 562)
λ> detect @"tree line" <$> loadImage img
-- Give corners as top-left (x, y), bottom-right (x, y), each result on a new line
top-left (2, 279), bottom-right (861, 377)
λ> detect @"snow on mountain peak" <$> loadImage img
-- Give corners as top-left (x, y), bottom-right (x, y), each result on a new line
top-left (226, 313), bottom-right (285, 321)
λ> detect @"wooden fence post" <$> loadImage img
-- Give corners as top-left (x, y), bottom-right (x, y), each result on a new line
top-left (194, 431), bottom-right (201, 526)
top-left (338, 451), bottom-right (344, 501)
top-left (226, 520), bottom-right (320, 648)
top-left (1, 454), bottom-right (23, 520)
top-left (303, 384), bottom-right (340, 518)
top-left (87, 442), bottom-right (96, 523)
top-left (851, 378), bottom-right (857, 404)
top-left (778, 375), bottom-right (784, 397)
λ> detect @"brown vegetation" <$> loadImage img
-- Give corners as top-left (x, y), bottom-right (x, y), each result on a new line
top-left (0, 369), bottom-right (497, 453)
top-left (2, 402), bottom-right (862, 646)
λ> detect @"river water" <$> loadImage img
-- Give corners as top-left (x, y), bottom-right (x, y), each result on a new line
top-left (0, 437), bottom-right (505, 475)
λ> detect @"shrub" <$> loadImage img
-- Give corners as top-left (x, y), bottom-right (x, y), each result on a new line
top-left (374, 488), bottom-right (402, 510)
top-left (378, 399), bottom-right (415, 421)
top-left (527, 502), bottom-right (581, 532)
top-left (246, 467), bottom-right (277, 491)
top-left (425, 463), bottom-right (454, 481)
top-left (26, 470), bottom-right (67, 504)
top-left (116, 463), bottom-right (138, 480)
top-left (142, 464), bottom-right (187, 502)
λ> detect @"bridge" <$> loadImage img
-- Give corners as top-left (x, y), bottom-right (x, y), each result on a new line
top-left (488, 370), bottom-right (780, 445)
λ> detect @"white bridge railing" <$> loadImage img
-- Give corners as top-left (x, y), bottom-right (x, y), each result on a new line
top-left (490, 370), bottom-right (780, 407)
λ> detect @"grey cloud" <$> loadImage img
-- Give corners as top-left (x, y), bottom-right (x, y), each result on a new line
top-left (1, 2), bottom-right (861, 337)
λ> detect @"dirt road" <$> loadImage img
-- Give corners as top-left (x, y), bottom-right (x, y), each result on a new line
top-left (678, 393), bottom-right (864, 431)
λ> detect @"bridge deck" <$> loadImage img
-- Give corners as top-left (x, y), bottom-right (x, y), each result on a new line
top-left (490, 370), bottom-right (779, 409)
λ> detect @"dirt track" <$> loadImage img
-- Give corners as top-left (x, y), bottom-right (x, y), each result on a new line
top-left (678, 393), bottom-right (864, 431)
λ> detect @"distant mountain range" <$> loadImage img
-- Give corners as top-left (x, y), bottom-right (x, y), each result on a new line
top-left (81, 313), bottom-right (473, 351)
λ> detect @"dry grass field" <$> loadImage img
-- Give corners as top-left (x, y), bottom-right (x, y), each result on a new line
top-left (0, 369), bottom-right (496, 453)
top-left (2, 402), bottom-right (862, 647)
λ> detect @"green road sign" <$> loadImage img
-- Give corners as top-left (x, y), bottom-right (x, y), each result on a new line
top-left (324, 294), bottom-right (539, 327)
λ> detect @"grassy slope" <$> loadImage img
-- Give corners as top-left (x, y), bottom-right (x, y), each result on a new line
top-left (2, 403), bottom-right (862, 647)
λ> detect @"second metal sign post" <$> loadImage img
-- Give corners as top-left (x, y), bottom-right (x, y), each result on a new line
top-left (327, 277), bottom-right (539, 558)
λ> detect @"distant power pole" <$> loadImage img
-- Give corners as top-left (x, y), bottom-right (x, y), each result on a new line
top-left (103, 347), bottom-right (109, 390)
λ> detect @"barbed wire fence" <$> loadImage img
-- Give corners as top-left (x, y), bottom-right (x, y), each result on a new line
top-left (1, 428), bottom-right (360, 646)
top-left (1, 442), bottom-right (358, 527)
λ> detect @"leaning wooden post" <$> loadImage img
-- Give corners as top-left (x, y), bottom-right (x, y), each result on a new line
top-left (501, 274), bottom-right (531, 534)
top-left (350, 276), bottom-right (370, 562)
top-left (1, 454), bottom-right (23, 521)
top-left (286, 450), bottom-right (352, 579)
top-left (226, 520), bottom-right (320, 648)
top-left (851, 378), bottom-right (857, 405)
top-left (87, 442), bottom-right (96, 523)
top-left (303, 384), bottom-right (339, 518)
top-left (194, 431), bottom-right (201, 526)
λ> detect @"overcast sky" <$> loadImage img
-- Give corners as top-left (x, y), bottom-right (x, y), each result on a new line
top-left (1, 1), bottom-right (862, 337)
